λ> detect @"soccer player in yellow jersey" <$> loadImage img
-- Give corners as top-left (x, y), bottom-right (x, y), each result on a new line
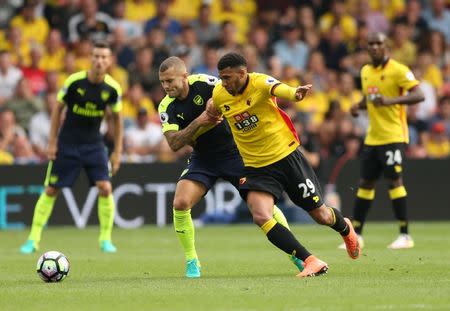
top-left (349, 32), bottom-right (424, 249)
top-left (208, 52), bottom-right (361, 278)
top-left (158, 57), bottom-right (303, 278)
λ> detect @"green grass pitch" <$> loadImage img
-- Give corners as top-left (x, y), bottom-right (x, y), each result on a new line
top-left (1, 222), bottom-right (450, 311)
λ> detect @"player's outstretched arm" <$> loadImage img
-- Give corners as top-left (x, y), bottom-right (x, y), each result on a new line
top-left (47, 103), bottom-right (65, 160)
top-left (110, 111), bottom-right (123, 175)
top-left (271, 83), bottom-right (312, 102)
top-left (165, 100), bottom-right (222, 152)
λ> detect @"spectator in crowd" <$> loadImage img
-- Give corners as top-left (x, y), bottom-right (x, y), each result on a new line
top-left (124, 0), bottom-right (156, 25)
top-left (145, 26), bottom-right (170, 68)
top-left (0, 50), bottom-right (23, 105)
top-left (241, 44), bottom-right (266, 73)
top-left (108, 53), bottom-right (129, 94)
top-left (211, 0), bottom-right (251, 45)
top-left (111, 26), bottom-right (135, 70)
top-left (394, 0), bottom-right (428, 43)
top-left (10, 0), bottom-right (49, 46)
top-left (28, 92), bottom-right (57, 161)
top-left (319, 0), bottom-right (357, 42)
top-left (58, 52), bottom-right (77, 88)
top-left (0, 108), bottom-right (28, 158)
top-left (124, 108), bottom-right (163, 163)
top-left (121, 81), bottom-right (156, 127)
top-left (427, 30), bottom-right (449, 69)
top-left (430, 96), bottom-right (450, 138)
top-left (417, 51), bottom-right (444, 93)
top-left (318, 24), bottom-right (350, 71)
top-left (112, 0), bottom-right (144, 43)
top-left (355, 0), bottom-right (389, 34)
top-left (297, 5), bottom-right (316, 35)
top-left (68, 0), bottom-right (115, 43)
top-left (128, 46), bottom-right (160, 94)
top-left (40, 29), bottom-right (66, 72)
top-left (305, 50), bottom-right (329, 92)
top-left (390, 21), bottom-right (416, 67)
top-left (274, 23), bottom-right (309, 73)
top-left (192, 43), bottom-right (219, 77)
top-left (412, 66), bottom-right (437, 122)
top-left (0, 1), bottom-right (16, 31)
top-left (249, 25), bottom-right (274, 65)
top-left (191, 3), bottom-right (220, 45)
top-left (179, 25), bottom-right (203, 70)
top-left (74, 37), bottom-right (93, 71)
top-left (21, 45), bottom-right (47, 96)
top-left (424, 122), bottom-right (450, 159)
top-left (143, 0), bottom-right (182, 45)
top-left (215, 21), bottom-right (242, 57)
top-left (407, 104), bottom-right (428, 159)
top-left (422, 0), bottom-right (450, 43)
top-left (4, 78), bottom-right (43, 132)
top-left (0, 26), bottom-right (29, 66)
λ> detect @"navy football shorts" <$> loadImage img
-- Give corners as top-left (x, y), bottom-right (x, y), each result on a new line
top-left (179, 153), bottom-right (244, 191)
top-left (45, 142), bottom-right (110, 188)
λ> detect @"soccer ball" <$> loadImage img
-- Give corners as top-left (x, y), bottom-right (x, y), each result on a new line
top-left (36, 251), bottom-right (70, 282)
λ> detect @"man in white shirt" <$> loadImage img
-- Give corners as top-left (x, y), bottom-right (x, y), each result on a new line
top-left (0, 50), bottom-right (23, 105)
top-left (124, 108), bottom-right (163, 163)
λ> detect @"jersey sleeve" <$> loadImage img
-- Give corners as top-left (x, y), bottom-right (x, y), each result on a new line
top-left (158, 96), bottom-right (179, 133)
top-left (57, 71), bottom-right (87, 105)
top-left (254, 73), bottom-right (281, 96)
top-left (105, 75), bottom-right (123, 113)
top-left (396, 64), bottom-right (419, 92)
top-left (360, 65), bottom-right (369, 96)
top-left (188, 74), bottom-right (218, 86)
top-left (57, 73), bottom-right (78, 104)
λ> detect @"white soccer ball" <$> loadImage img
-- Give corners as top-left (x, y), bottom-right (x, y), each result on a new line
top-left (36, 251), bottom-right (70, 282)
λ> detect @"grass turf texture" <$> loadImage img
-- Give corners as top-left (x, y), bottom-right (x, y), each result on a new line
top-left (1, 222), bottom-right (449, 311)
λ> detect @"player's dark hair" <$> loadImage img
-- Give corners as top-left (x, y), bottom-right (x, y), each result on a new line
top-left (92, 40), bottom-right (111, 51)
top-left (217, 52), bottom-right (247, 70)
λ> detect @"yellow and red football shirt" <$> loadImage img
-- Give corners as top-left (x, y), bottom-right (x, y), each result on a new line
top-left (361, 58), bottom-right (419, 145)
top-left (212, 72), bottom-right (299, 167)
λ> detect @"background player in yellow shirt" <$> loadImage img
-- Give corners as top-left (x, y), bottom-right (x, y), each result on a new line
top-left (208, 52), bottom-right (361, 278)
top-left (349, 32), bottom-right (424, 249)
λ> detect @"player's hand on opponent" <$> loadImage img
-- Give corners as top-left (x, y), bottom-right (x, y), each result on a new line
top-left (295, 84), bottom-right (312, 101)
top-left (200, 98), bottom-right (223, 126)
top-left (109, 151), bottom-right (121, 176)
top-left (47, 141), bottom-right (57, 160)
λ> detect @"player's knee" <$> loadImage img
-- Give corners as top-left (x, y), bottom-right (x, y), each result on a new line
top-left (251, 209), bottom-right (272, 226)
top-left (97, 182), bottom-right (112, 196)
top-left (173, 196), bottom-right (192, 211)
top-left (388, 178), bottom-right (403, 188)
top-left (45, 187), bottom-right (59, 197)
top-left (360, 179), bottom-right (375, 189)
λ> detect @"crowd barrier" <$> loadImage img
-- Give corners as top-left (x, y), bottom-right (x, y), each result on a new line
top-left (0, 159), bottom-right (448, 229)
